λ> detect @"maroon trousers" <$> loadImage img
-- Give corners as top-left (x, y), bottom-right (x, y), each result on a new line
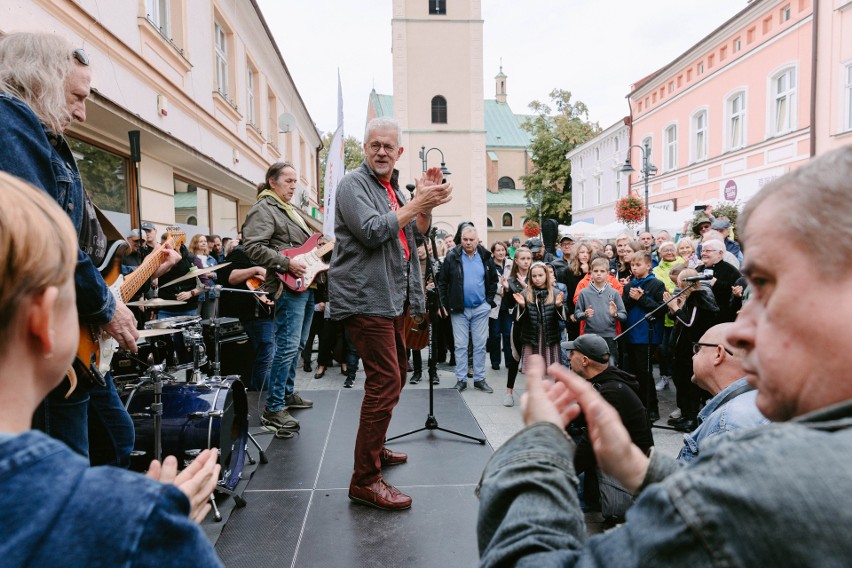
top-left (345, 314), bottom-right (408, 486)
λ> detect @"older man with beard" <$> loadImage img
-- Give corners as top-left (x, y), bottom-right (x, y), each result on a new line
top-left (476, 146), bottom-right (852, 567)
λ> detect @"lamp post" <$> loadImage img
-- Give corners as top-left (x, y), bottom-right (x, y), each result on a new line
top-left (419, 146), bottom-right (452, 176)
top-left (620, 143), bottom-right (657, 233)
top-left (526, 189), bottom-right (543, 230)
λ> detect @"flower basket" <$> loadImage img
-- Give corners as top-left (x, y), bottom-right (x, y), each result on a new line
top-left (523, 220), bottom-right (540, 238)
top-left (615, 196), bottom-right (646, 228)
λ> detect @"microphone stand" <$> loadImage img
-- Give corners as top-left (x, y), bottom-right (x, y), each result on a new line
top-left (615, 279), bottom-right (703, 431)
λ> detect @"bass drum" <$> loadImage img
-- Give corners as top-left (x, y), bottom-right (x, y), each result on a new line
top-left (123, 376), bottom-right (248, 490)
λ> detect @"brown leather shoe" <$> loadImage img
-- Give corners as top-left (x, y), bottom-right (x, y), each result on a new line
top-left (380, 447), bottom-right (408, 466)
top-left (349, 479), bottom-right (412, 510)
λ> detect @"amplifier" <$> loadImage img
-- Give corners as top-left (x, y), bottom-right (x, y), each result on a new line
top-left (201, 317), bottom-right (244, 341)
top-left (204, 332), bottom-right (253, 379)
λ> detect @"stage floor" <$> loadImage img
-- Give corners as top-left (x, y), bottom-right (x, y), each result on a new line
top-left (214, 388), bottom-right (493, 568)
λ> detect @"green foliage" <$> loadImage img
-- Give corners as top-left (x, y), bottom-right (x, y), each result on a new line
top-left (520, 89), bottom-right (601, 224)
top-left (318, 131), bottom-right (365, 199)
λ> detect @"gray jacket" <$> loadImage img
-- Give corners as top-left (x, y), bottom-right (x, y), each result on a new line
top-left (242, 194), bottom-right (312, 296)
top-left (328, 162), bottom-right (425, 320)
top-left (574, 282), bottom-right (626, 337)
top-left (477, 401), bottom-right (852, 567)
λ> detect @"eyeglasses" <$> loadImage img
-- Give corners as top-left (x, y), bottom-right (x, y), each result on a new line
top-left (367, 141), bottom-right (397, 154)
top-left (692, 342), bottom-right (734, 356)
top-left (72, 48), bottom-right (90, 66)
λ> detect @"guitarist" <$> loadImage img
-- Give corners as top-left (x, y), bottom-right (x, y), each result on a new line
top-left (0, 33), bottom-right (180, 467)
top-left (243, 161), bottom-right (316, 433)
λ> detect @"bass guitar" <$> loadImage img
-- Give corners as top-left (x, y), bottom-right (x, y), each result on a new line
top-left (74, 227), bottom-right (186, 390)
top-left (276, 233), bottom-right (335, 293)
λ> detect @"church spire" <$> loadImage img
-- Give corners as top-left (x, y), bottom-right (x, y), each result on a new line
top-left (495, 60), bottom-right (507, 104)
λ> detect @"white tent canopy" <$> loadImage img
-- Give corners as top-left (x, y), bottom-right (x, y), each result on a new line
top-left (561, 207), bottom-right (695, 241)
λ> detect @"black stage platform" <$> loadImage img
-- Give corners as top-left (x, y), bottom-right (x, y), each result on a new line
top-left (214, 388), bottom-right (493, 568)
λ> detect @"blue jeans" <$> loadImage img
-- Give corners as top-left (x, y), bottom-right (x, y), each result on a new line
top-left (451, 302), bottom-right (490, 383)
top-left (32, 374), bottom-right (135, 468)
top-left (266, 288), bottom-right (314, 412)
top-left (242, 318), bottom-right (276, 391)
top-left (488, 311), bottom-right (514, 367)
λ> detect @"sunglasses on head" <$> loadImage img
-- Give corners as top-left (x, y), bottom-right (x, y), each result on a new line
top-left (72, 48), bottom-right (89, 66)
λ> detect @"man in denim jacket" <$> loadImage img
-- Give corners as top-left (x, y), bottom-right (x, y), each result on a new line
top-left (477, 146), bottom-right (852, 567)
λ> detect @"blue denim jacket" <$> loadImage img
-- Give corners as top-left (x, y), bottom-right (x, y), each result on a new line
top-left (678, 377), bottom-right (769, 464)
top-left (0, 93), bottom-right (114, 325)
top-left (0, 430), bottom-right (222, 567)
top-left (477, 402), bottom-right (852, 567)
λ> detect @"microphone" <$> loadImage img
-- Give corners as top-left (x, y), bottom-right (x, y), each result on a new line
top-left (406, 183), bottom-right (416, 199)
top-left (683, 270), bottom-right (714, 282)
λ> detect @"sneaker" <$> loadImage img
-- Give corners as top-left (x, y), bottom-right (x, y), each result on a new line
top-left (669, 408), bottom-right (682, 420)
top-left (349, 479), bottom-right (412, 511)
top-left (344, 376), bottom-right (355, 388)
top-left (261, 408), bottom-right (300, 431)
top-left (409, 370), bottom-right (422, 384)
top-left (285, 392), bottom-right (313, 409)
top-left (655, 376), bottom-right (670, 391)
top-left (454, 380), bottom-right (467, 392)
top-left (502, 392), bottom-right (514, 407)
top-left (474, 380), bottom-right (494, 393)
top-left (429, 372), bottom-right (440, 385)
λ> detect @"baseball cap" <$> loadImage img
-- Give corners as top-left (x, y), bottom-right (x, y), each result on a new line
top-left (711, 219), bottom-right (731, 230)
top-left (126, 229), bottom-right (142, 240)
top-left (559, 232), bottom-right (575, 243)
top-left (525, 237), bottom-right (543, 253)
top-left (141, 222), bottom-right (155, 231)
top-left (562, 334), bottom-right (611, 364)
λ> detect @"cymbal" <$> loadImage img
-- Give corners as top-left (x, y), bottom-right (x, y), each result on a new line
top-left (126, 298), bottom-right (187, 308)
top-left (159, 262), bottom-right (231, 289)
top-left (137, 328), bottom-right (179, 339)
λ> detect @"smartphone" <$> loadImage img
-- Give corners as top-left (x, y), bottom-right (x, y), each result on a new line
top-left (694, 205), bottom-right (707, 212)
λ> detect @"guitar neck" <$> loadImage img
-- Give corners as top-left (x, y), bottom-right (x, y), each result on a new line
top-left (118, 238), bottom-right (173, 303)
top-left (312, 241), bottom-right (335, 258)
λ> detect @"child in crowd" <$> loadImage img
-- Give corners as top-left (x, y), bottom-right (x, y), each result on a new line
top-left (575, 257), bottom-right (627, 365)
top-left (546, 263), bottom-right (569, 363)
top-left (513, 261), bottom-right (564, 374)
top-left (622, 250), bottom-right (666, 422)
top-left (500, 246), bottom-right (532, 407)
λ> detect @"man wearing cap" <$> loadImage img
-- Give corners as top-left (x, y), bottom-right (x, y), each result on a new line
top-left (524, 237), bottom-right (556, 264)
top-left (564, 334), bottom-right (653, 517)
top-left (141, 221), bottom-right (157, 252)
top-left (550, 233), bottom-right (574, 283)
top-left (710, 218), bottom-right (743, 264)
top-left (692, 214), bottom-right (712, 238)
top-left (508, 236), bottom-right (521, 259)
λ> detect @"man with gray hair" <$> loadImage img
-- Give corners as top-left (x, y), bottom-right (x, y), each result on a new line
top-left (476, 146), bottom-right (852, 566)
top-left (438, 224), bottom-right (499, 394)
top-left (696, 238), bottom-right (741, 323)
top-left (329, 117), bottom-right (452, 510)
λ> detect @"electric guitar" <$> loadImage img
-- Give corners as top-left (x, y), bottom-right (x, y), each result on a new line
top-left (276, 233), bottom-right (335, 293)
top-left (74, 227), bottom-right (185, 389)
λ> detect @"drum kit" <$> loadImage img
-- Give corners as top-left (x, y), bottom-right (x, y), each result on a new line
top-left (115, 263), bottom-right (270, 519)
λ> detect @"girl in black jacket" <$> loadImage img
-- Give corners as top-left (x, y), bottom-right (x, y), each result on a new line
top-left (513, 262), bottom-right (565, 373)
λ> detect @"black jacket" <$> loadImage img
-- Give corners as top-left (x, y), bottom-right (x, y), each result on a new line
top-left (518, 288), bottom-right (564, 347)
top-left (696, 260), bottom-right (742, 323)
top-left (437, 244), bottom-right (499, 313)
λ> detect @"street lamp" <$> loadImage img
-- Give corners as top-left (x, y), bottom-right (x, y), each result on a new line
top-left (620, 143), bottom-right (658, 232)
top-left (526, 189), bottom-right (543, 230)
top-left (419, 146), bottom-right (452, 176)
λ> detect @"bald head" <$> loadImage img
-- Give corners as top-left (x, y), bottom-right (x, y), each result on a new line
top-left (692, 323), bottom-right (747, 395)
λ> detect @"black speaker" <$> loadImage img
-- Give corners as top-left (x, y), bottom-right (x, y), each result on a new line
top-left (542, 219), bottom-right (559, 255)
top-left (205, 333), bottom-right (254, 379)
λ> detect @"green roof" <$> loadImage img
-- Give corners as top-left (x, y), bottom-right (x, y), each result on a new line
top-left (486, 188), bottom-right (528, 206)
top-left (487, 151), bottom-right (499, 161)
top-left (370, 89), bottom-right (394, 118)
top-left (484, 100), bottom-right (531, 148)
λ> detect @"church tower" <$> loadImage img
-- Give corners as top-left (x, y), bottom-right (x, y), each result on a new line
top-left (391, 0), bottom-right (487, 237)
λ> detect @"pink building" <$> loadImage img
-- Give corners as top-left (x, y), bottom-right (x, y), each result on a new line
top-left (626, 0), bottom-right (814, 211)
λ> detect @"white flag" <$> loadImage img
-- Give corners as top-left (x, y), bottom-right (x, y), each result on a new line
top-left (323, 72), bottom-right (344, 238)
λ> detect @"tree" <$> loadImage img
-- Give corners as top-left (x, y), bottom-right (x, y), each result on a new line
top-left (318, 131), bottom-right (365, 200)
top-left (520, 89), bottom-right (601, 224)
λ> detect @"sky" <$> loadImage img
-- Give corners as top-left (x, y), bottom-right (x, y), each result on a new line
top-left (256, 0), bottom-right (748, 140)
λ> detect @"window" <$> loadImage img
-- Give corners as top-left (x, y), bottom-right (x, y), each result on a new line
top-left (664, 125), bottom-right (677, 171)
top-left (668, 81), bottom-right (674, 94)
top-left (708, 54), bottom-right (715, 69)
top-left (614, 137), bottom-right (619, 152)
top-left (734, 37), bottom-right (742, 53)
top-left (781, 5), bottom-right (791, 22)
top-left (692, 110), bottom-right (708, 162)
top-left (431, 95), bottom-right (447, 123)
top-left (246, 63), bottom-right (257, 127)
top-left (615, 171), bottom-right (622, 198)
top-left (502, 212), bottom-right (513, 227)
top-left (595, 147), bottom-right (600, 162)
top-left (267, 92), bottom-right (279, 151)
top-left (637, 101), bottom-right (643, 113)
top-left (146, 0), bottom-right (170, 37)
top-left (677, 75), bottom-right (683, 87)
top-left (763, 16), bottom-right (772, 34)
top-left (771, 67), bottom-right (796, 134)
top-left (687, 69), bottom-right (693, 82)
top-left (727, 92), bottom-right (746, 149)
top-left (498, 176), bottom-right (515, 190)
top-left (487, 217), bottom-right (493, 228)
top-left (214, 21), bottom-right (229, 98)
top-left (698, 62), bottom-right (704, 75)
top-left (596, 175), bottom-right (602, 203)
top-left (747, 27), bottom-right (756, 44)
top-left (579, 182), bottom-right (585, 208)
top-left (429, 0), bottom-right (446, 15)
top-left (174, 178), bottom-right (210, 235)
top-left (68, 136), bottom-right (130, 216)
top-left (211, 192), bottom-right (239, 237)
top-left (846, 64), bottom-right (852, 131)
top-left (720, 46), bottom-right (727, 62)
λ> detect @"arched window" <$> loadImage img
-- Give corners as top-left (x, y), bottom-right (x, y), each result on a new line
top-left (431, 95), bottom-right (447, 124)
top-left (487, 217), bottom-right (494, 228)
top-left (502, 212), bottom-right (513, 227)
top-left (498, 176), bottom-right (515, 190)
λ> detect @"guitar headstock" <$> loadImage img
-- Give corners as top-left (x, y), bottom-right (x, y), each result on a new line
top-left (164, 226), bottom-right (186, 249)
